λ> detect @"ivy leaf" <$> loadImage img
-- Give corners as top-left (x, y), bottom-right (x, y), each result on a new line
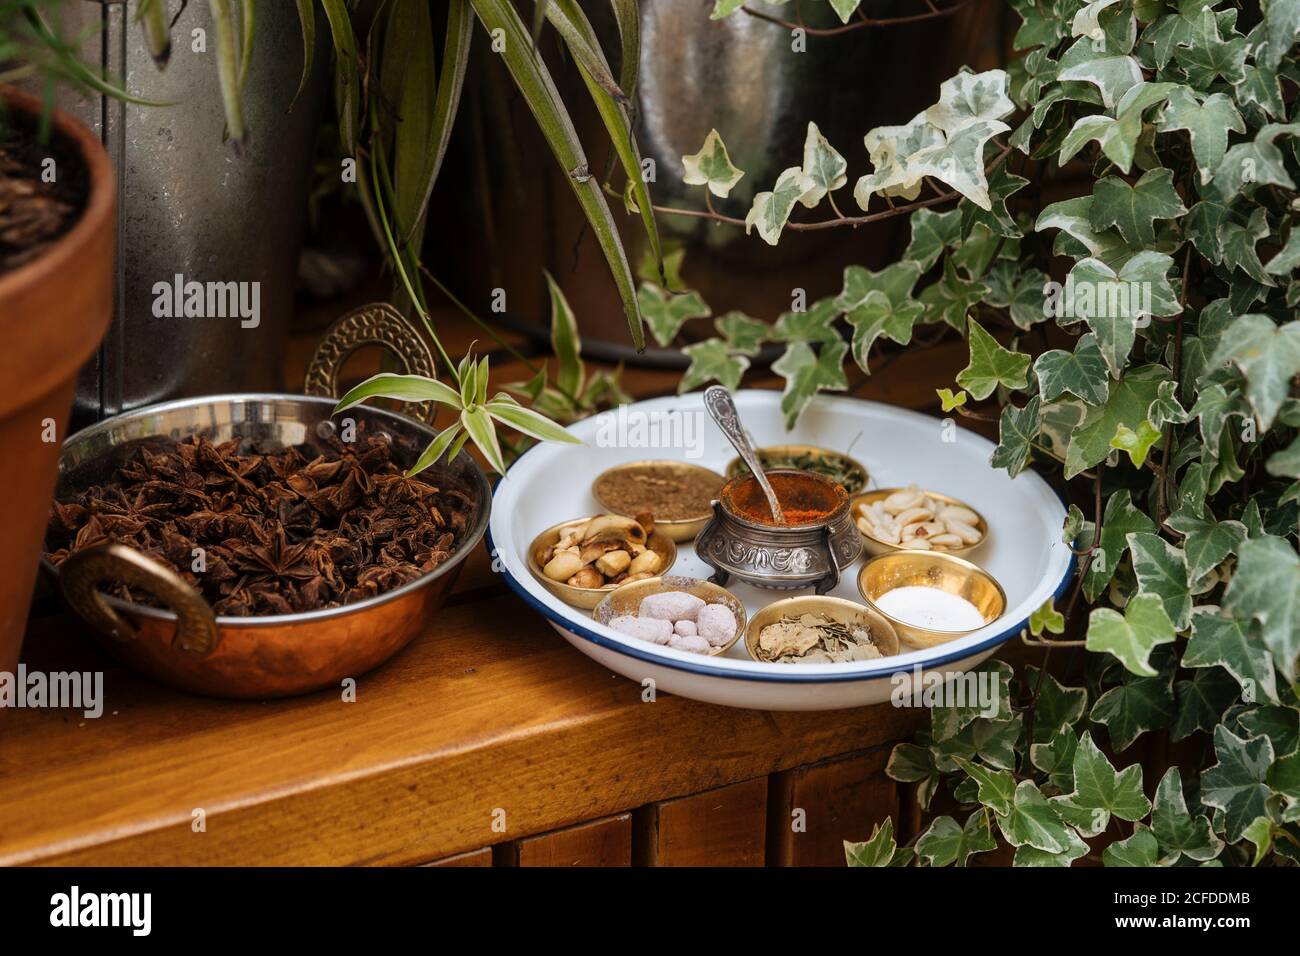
top-left (798, 121), bottom-right (848, 207)
top-left (921, 258), bottom-right (990, 330)
top-left (1211, 315), bottom-right (1300, 430)
top-left (990, 396), bottom-right (1044, 477)
top-left (996, 780), bottom-right (1074, 852)
top-left (1030, 599), bottom-right (1066, 637)
top-left (1166, 510), bottom-right (1247, 583)
top-left (1063, 504), bottom-right (1086, 547)
top-left (679, 339), bottom-right (749, 393)
top-left (1265, 228), bottom-right (1300, 278)
top-left (1059, 81), bottom-right (1177, 173)
top-left (1172, 666), bottom-right (1240, 740)
top-left (1013, 828), bottom-right (1090, 866)
top-left (1173, 6), bottom-right (1248, 89)
top-left (746, 166), bottom-right (814, 246)
top-left (1110, 420), bottom-right (1162, 468)
top-left (1211, 122), bottom-right (1300, 199)
top-left (1084, 489), bottom-right (1158, 600)
top-left (926, 68), bottom-right (1016, 134)
top-left (837, 261), bottom-right (925, 312)
top-left (1184, 607), bottom-right (1279, 705)
top-left (709, 0), bottom-right (746, 18)
top-left (916, 811), bottom-right (999, 867)
top-left (1238, 706), bottom-right (1299, 757)
top-left (1035, 333), bottom-right (1110, 405)
top-left (844, 291), bottom-right (924, 371)
top-left (714, 310), bottom-right (768, 356)
top-left (1102, 827), bottom-right (1160, 866)
top-left (1031, 724), bottom-right (1080, 793)
top-left (772, 340), bottom-right (849, 429)
top-left (772, 297), bottom-right (840, 345)
top-left (1091, 665), bottom-right (1176, 751)
top-left (1200, 725), bottom-right (1276, 843)
top-left (953, 757), bottom-right (1017, 815)
top-left (1055, 731), bottom-right (1153, 837)
top-left (1026, 665), bottom-right (1088, 743)
top-left (1184, 198), bottom-right (1229, 263)
top-left (1087, 592), bottom-right (1177, 677)
top-left (1066, 365), bottom-right (1170, 479)
top-left (844, 819), bottom-right (898, 867)
top-left (1035, 196), bottom-right (1128, 267)
top-left (1088, 169), bottom-right (1187, 247)
top-left (1151, 766), bottom-right (1224, 864)
top-left (1126, 532), bottom-right (1192, 630)
top-left (985, 261), bottom-right (1050, 329)
top-left (886, 741), bottom-right (941, 808)
top-left (1270, 750), bottom-right (1300, 804)
top-left (1147, 380), bottom-right (1189, 428)
top-left (681, 128), bottom-right (744, 199)
top-left (956, 318), bottom-right (1031, 400)
top-left (961, 166), bottom-right (1028, 238)
top-left (1262, 0), bottom-right (1300, 70)
top-left (636, 283), bottom-right (711, 347)
top-left (1058, 53), bottom-right (1144, 108)
top-left (932, 661), bottom-right (1015, 740)
top-left (828, 0), bottom-right (864, 24)
top-left (1222, 535), bottom-right (1300, 682)
top-left (1061, 253), bottom-right (1179, 377)
top-left (1220, 208), bottom-right (1277, 289)
top-left (937, 388), bottom-right (969, 412)
top-left (1157, 87), bottom-right (1245, 183)
top-left (905, 208), bottom-right (962, 270)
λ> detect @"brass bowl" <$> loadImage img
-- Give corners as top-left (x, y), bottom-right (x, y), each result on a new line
top-left (40, 394), bottom-right (492, 699)
top-left (527, 517), bottom-right (678, 610)
top-left (725, 443), bottom-right (869, 495)
top-left (856, 551), bottom-right (1006, 649)
top-left (849, 487), bottom-right (990, 557)
top-left (592, 575), bottom-right (746, 656)
top-left (744, 595), bottom-right (900, 664)
top-left (590, 459), bottom-right (724, 543)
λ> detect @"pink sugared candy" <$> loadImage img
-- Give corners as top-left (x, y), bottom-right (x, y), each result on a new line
top-left (608, 614), bottom-right (672, 644)
top-left (673, 620), bottom-right (698, 637)
top-left (638, 590), bottom-right (706, 621)
top-left (696, 603), bottom-right (737, 647)
top-left (668, 634), bottom-right (711, 654)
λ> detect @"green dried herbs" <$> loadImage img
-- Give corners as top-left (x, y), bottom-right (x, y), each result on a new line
top-left (755, 612), bottom-right (882, 665)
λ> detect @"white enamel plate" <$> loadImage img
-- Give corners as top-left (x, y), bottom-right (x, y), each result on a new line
top-left (489, 390), bottom-right (1073, 711)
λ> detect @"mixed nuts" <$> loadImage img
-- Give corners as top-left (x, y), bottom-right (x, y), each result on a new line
top-left (854, 486), bottom-right (984, 552)
top-left (538, 513), bottom-right (663, 589)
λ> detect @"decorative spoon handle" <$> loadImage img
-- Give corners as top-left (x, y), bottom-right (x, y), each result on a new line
top-left (703, 386), bottom-right (784, 524)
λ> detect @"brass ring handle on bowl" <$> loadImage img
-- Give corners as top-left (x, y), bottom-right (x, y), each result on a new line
top-left (304, 302), bottom-right (438, 424)
top-left (59, 543), bottom-right (220, 657)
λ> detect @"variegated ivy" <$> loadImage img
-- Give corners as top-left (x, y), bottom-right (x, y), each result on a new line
top-left (662, 0), bottom-right (1300, 866)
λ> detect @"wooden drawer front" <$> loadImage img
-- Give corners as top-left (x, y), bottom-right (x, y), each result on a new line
top-left (514, 814), bottom-right (633, 867)
top-left (770, 749), bottom-right (899, 867)
top-left (635, 778), bottom-right (767, 867)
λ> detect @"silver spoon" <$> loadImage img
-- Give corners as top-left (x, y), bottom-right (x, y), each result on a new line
top-left (703, 385), bottom-right (784, 524)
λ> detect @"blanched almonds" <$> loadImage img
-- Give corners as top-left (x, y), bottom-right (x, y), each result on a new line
top-left (854, 486), bottom-right (984, 552)
top-left (540, 514), bottom-right (661, 588)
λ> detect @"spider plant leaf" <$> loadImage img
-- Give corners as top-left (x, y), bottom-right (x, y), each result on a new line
top-left (461, 406), bottom-right (508, 474)
top-left (476, 355), bottom-right (491, 406)
top-left (531, 0), bottom-right (552, 49)
top-left (208, 0), bottom-right (247, 147)
top-left (538, 1), bottom-right (626, 105)
top-left (399, 0), bottom-right (473, 245)
top-left (546, 1), bottom-right (663, 284)
top-left (333, 373), bottom-right (463, 414)
top-left (459, 354), bottom-right (478, 407)
top-left (469, 0), bottom-right (644, 349)
top-left (485, 396), bottom-right (584, 444)
top-left (23, 8), bottom-right (172, 107)
top-left (290, 0), bottom-right (316, 107)
top-left (605, 0), bottom-right (640, 100)
top-left (382, 0), bottom-right (439, 240)
top-left (406, 423), bottom-right (464, 476)
top-left (237, 0), bottom-right (255, 97)
top-left (544, 270), bottom-right (583, 397)
top-left (319, 0), bottom-right (361, 154)
top-left (137, 0), bottom-right (172, 69)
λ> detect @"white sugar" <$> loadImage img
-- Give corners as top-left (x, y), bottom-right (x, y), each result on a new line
top-left (875, 585), bottom-right (986, 632)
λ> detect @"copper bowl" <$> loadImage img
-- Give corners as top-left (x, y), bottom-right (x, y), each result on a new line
top-left (40, 394), bottom-right (492, 699)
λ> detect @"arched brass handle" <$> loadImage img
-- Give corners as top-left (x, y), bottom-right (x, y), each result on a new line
top-left (59, 544), bottom-right (220, 657)
top-left (304, 302), bottom-right (439, 424)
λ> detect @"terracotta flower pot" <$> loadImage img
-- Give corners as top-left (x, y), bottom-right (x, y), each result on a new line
top-left (0, 87), bottom-right (115, 675)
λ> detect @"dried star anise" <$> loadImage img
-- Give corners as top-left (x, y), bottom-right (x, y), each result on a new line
top-left (45, 428), bottom-right (476, 617)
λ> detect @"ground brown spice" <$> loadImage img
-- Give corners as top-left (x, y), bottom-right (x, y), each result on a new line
top-left (594, 463), bottom-right (723, 522)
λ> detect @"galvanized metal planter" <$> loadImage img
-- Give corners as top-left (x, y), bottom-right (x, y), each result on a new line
top-left (48, 1), bottom-right (329, 427)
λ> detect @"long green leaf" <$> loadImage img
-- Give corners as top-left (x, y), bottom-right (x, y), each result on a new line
top-left (382, 0), bottom-right (439, 240)
top-left (538, 2), bottom-right (626, 104)
top-left (237, 0), bottom-right (256, 98)
top-left (462, 406), bottom-right (507, 474)
top-left (545, 270), bottom-right (583, 396)
top-left (334, 373), bottom-right (463, 414)
top-left (23, 9), bottom-right (172, 107)
top-left (137, 0), bottom-right (172, 69)
top-left (469, 0), bottom-right (645, 350)
top-left (605, 0), bottom-right (640, 100)
top-left (486, 398), bottom-right (584, 444)
top-left (406, 423), bottom-right (464, 476)
top-left (546, 0), bottom-right (662, 286)
top-left (208, 0), bottom-right (246, 146)
top-left (290, 0), bottom-right (316, 107)
top-left (319, 0), bottom-right (360, 154)
top-left (399, 0), bottom-right (473, 245)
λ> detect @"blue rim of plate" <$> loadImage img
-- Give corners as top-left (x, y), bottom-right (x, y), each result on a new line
top-left (486, 524), bottom-right (1076, 684)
